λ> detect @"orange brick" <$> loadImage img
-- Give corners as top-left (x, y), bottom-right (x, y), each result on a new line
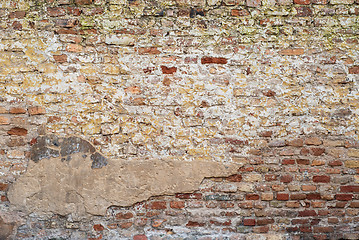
top-left (302, 185), bottom-right (317, 191)
top-left (0, 116), bottom-right (10, 125)
top-left (279, 48), bottom-right (304, 56)
top-left (170, 201), bottom-right (185, 209)
top-left (66, 44), bottom-right (83, 52)
top-left (10, 107), bottom-right (26, 114)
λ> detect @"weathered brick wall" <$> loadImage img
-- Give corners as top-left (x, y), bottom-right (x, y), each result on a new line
top-left (0, 0), bottom-right (359, 239)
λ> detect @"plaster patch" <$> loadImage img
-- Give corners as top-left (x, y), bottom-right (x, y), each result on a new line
top-left (8, 136), bottom-right (240, 216)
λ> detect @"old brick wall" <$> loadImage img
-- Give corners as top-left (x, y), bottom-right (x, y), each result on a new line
top-left (0, 0), bottom-right (359, 239)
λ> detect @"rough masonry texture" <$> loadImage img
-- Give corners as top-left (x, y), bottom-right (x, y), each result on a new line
top-left (0, 0), bottom-right (359, 239)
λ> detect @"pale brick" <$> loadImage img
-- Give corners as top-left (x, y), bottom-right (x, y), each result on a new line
top-left (348, 149), bottom-right (359, 158)
top-left (0, 116), bottom-right (10, 125)
top-left (243, 173), bottom-right (262, 182)
top-left (238, 183), bottom-right (254, 192)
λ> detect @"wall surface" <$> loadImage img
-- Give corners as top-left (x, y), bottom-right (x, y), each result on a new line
top-left (0, 0), bottom-right (359, 239)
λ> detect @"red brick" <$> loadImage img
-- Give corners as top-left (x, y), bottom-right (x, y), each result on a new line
top-left (75, 0), bottom-right (92, 4)
top-left (210, 220), bottom-right (231, 226)
top-left (53, 54), bottom-right (67, 63)
top-left (280, 175), bottom-right (293, 183)
top-left (226, 174), bottom-right (242, 182)
top-left (340, 185), bottom-right (359, 192)
top-left (282, 159), bottom-right (295, 165)
top-left (170, 201), bottom-right (185, 209)
top-left (296, 159), bottom-right (310, 165)
top-left (243, 219), bottom-right (255, 226)
top-left (7, 127), bottom-right (28, 136)
top-left (231, 9), bottom-right (250, 16)
top-left (286, 227), bottom-right (299, 232)
top-left (56, 28), bottom-right (77, 34)
top-left (300, 226), bottom-right (312, 232)
top-left (307, 193), bottom-right (321, 200)
top-left (349, 202), bottom-right (359, 208)
top-left (13, 21), bottom-right (22, 30)
top-left (138, 47), bottom-right (161, 55)
top-left (201, 57), bottom-right (227, 64)
top-left (300, 147), bottom-right (310, 155)
top-left (262, 90), bottom-right (276, 97)
top-left (313, 226), bottom-right (334, 233)
top-left (292, 219), bottom-right (309, 224)
top-left (246, 194), bottom-right (259, 200)
top-left (349, 66), bottom-right (359, 74)
top-left (335, 194), bottom-right (353, 201)
top-left (120, 222), bottom-right (132, 228)
top-left (47, 116), bottom-right (61, 123)
top-left (93, 224), bottom-right (104, 231)
top-left (10, 107), bottom-right (26, 114)
top-left (328, 217), bottom-right (339, 223)
top-left (311, 148), bottom-right (325, 156)
top-left (313, 175), bottom-right (330, 183)
top-left (115, 212), bottom-right (133, 219)
top-left (277, 193), bottom-right (289, 201)
top-left (253, 226), bottom-right (269, 233)
top-left (311, 219), bottom-right (320, 226)
top-left (256, 218), bottom-right (274, 225)
top-left (299, 210), bottom-right (317, 217)
top-left (146, 211), bottom-right (159, 217)
top-left (186, 221), bottom-right (205, 227)
top-left (133, 234), bottom-right (148, 240)
top-left (176, 193), bottom-right (202, 199)
top-left (335, 202), bottom-right (347, 208)
top-left (294, 0), bottom-right (310, 4)
top-left (0, 183), bottom-right (8, 191)
top-left (318, 210), bottom-right (329, 216)
top-left (148, 201), bottom-right (166, 210)
top-left (28, 106), bottom-right (46, 115)
top-left (161, 66), bottom-right (177, 74)
top-left (329, 160), bottom-right (342, 167)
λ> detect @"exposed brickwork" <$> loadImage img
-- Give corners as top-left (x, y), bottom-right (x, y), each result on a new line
top-left (0, 0), bottom-right (358, 239)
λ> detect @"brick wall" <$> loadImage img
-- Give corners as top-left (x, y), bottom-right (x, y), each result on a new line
top-left (0, 0), bottom-right (359, 239)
